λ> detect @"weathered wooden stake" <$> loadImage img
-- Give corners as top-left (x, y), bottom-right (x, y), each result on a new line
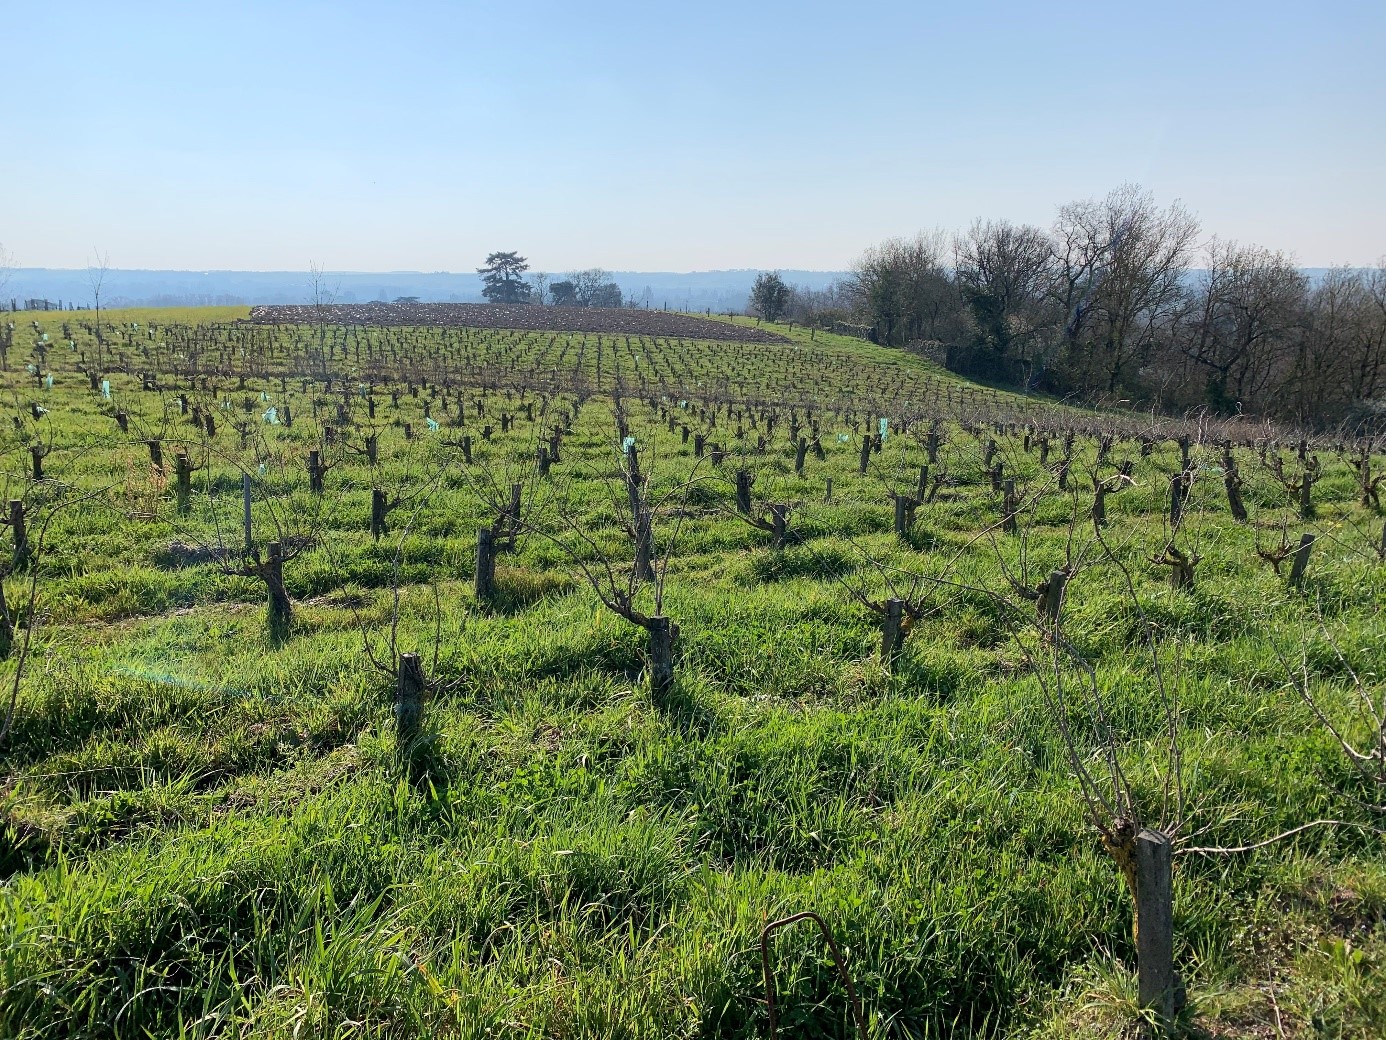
top-left (1288, 532), bottom-right (1315, 588)
top-left (769, 504), bottom-right (788, 550)
top-left (893, 495), bottom-right (916, 539)
top-left (1136, 829), bottom-right (1177, 1032)
top-left (370, 488), bottom-right (389, 541)
top-left (395, 652), bottom-right (425, 749)
top-left (10, 500), bottom-right (29, 569)
top-left (1038, 569), bottom-right (1067, 623)
top-left (735, 469), bottom-right (752, 514)
top-left (647, 616), bottom-right (676, 697)
top-left (880, 598), bottom-right (905, 670)
top-left (1223, 453), bottom-right (1247, 523)
top-left (264, 541), bottom-right (291, 629)
top-left (1169, 473), bottom-right (1185, 529)
top-left (474, 528), bottom-right (496, 601)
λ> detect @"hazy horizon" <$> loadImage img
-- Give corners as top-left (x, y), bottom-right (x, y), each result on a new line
top-left (5, 1), bottom-right (1384, 272)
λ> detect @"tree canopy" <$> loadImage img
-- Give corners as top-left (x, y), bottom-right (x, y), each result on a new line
top-left (749, 271), bottom-right (791, 323)
top-left (551, 269), bottom-right (623, 308)
top-left (477, 251), bottom-right (533, 305)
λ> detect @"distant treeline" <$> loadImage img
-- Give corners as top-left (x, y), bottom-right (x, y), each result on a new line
top-left (774, 185), bottom-right (1384, 427)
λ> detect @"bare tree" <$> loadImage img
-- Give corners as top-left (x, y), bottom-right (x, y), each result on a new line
top-left (1176, 239), bottom-right (1305, 415)
top-left (849, 230), bottom-right (962, 346)
top-left (529, 271), bottom-right (550, 306)
top-left (0, 242), bottom-right (14, 305)
top-left (87, 249), bottom-right (111, 367)
top-left (1343, 260), bottom-right (1386, 408)
top-left (953, 219), bottom-right (1057, 381)
top-left (1050, 185), bottom-right (1200, 397)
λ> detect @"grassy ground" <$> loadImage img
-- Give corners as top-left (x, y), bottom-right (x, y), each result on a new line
top-left (0, 307), bottom-right (1383, 1038)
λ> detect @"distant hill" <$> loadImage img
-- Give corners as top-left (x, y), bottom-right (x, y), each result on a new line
top-left (3, 268), bottom-right (852, 313)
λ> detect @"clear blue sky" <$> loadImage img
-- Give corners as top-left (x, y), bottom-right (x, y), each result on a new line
top-left (5, 0), bottom-right (1383, 272)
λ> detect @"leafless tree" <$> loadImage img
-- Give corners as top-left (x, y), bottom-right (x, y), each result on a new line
top-left (849, 230), bottom-right (963, 346)
top-left (1175, 239), bottom-right (1305, 415)
top-left (308, 260), bottom-right (338, 377)
top-left (87, 249), bottom-right (111, 367)
top-left (1050, 185), bottom-right (1200, 397)
top-left (953, 218), bottom-right (1057, 380)
top-left (0, 242), bottom-right (14, 304)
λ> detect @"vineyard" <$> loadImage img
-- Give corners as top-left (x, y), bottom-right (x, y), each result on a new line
top-left (0, 306), bottom-right (1383, 1038)
top-left (245, 303), bottom-right (796, 344)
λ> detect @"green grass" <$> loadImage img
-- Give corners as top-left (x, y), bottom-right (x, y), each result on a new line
top-left (0, 306), bottom-right (1382, 1038)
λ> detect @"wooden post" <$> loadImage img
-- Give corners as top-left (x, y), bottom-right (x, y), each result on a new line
top-left (1038, 569), bottom-right (1068, 623)
top-left (9, 500), bottom-right (29, 569)
top-left (370, 488), bottom-right (389, 541)
top-left (29, 447), bottom-right (42, 481)
top-left (1223, 453), bottom-right (1247, 523)
top-left (858, 435), bottom-right (871, 475)
top-left (1136, 828), bottom-right (1177, 1031)
top-left (1002, 478), bottom-right (1018, 534)
top-left (880, 597), bottom-right (904, 670)
top-left (395, 652), bottom-right (425, 749)
top-left (264, 541), bottom-right (291, 629)
top-left (794, 437), bottom-right (808, 475)
top-left (242, 473), bottom-right (253, 552)
top-left (175, 453), bottom-right (193, 514)
top-left (307, 450), bottom-right (324, 493)
top-left (735, 469), bottom-right (752, 514)
top-left (917, 465), bottom-right (929, 500)
top-left (474, 528), bottom-right (495, 601)
top-left (770, 504), bottom-right (788, 550)
top-left (893, 495), bottom-right (916, 539)
top-left (647, 616), bottom-right (675, 698)
top-left (1299, 465), bottom-right (1316, 519)
top-left (1288, 532), bottom-right (1315, 588)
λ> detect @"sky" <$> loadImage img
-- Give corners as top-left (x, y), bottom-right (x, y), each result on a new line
top-left (3, 0), bottom-right (1384, 273)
